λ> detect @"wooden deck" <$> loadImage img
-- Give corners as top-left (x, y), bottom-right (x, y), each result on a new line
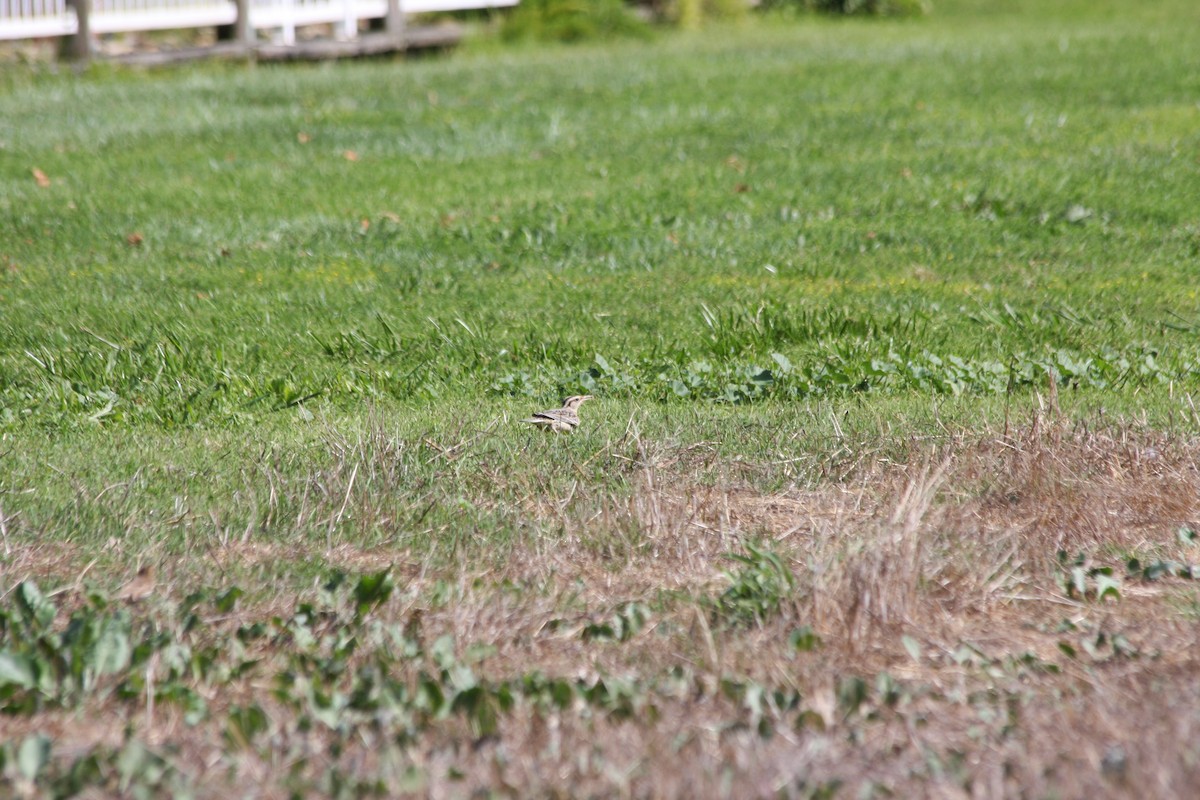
top-left (103, 23), bottom-right (462, 65)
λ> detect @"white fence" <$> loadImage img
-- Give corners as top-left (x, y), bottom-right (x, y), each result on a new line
top-left (0, 0), bottom-right (516, 46)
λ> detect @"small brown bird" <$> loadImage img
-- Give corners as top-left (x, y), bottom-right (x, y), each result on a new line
top-left (521, 395), bottom-right (593, 433)
top-left (115, 565), bottom-right (157, 602)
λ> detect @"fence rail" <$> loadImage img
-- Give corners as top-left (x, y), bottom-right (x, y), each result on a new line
top-left (0, 0), bottom-right (516, 51)
top-left (2, 0), bottom-right (75, 39)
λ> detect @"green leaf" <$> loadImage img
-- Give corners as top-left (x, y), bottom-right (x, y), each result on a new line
top-left (463, 642), bottom-right (497, 665)
top-left (453, 685), bottom-right (498, 737)
top-left (18, 734), bottom-right (51, 782)
top-left (836, 676), bottom-right (868, 715)
top-left (0, 651), bottom-right (36, 688)
top-left (93, 616), bottom-right (133, 676)
top-left (214, 587), bottom-right (244, 614)
top-left (581, 622), bottom-right (615, 642)
top-left (116, 740), bottom-right (149, 789)
top-left (901, 635), bottom-right (922, 662)
top-left (794, 709), bottom-right (826, 732)
top-left (1093, 574), bottom-right (1121, 600)
top-left (1142, 560), bottom-right (1173, 581)
top-left (226, 703), bottom-right (269, 748)
top-left (1069, 566), bottom-right (1087, 598)
top-left (416, 674), bottom-right (446, 714)
top-left (353, 570), bottom-right (394, 619)
top-left (951, 643), bottom-right (984, 666)
top-left (446, 663), bottom-right (478, 694)
top-left (116, 740), bottom-right (170, 793)
top-left (16, 581), bottom-right (56, 630)
top-left (549, 679), bottom-right (574, 709)
top-left (182, 688), bottom-right (209, 726)
top-left (788, 626), bottom-right (819, 652)
top-left (1111, 633), bottom-right (1138, 657)
top-left (430, 635), bottom-right (457, 670)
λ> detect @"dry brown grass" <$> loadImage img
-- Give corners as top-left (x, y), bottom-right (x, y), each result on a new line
top-left (4, 413), bottom-right (1200, 798)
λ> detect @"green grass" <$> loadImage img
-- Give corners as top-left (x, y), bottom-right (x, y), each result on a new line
top-left (3, 0), bottom-right (1199, 436)
top-left (3, 1), bottom-right (1200, 796)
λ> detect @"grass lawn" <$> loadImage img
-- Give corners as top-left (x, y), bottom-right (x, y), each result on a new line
top-left (2, 0), bottom-right (1200, 795)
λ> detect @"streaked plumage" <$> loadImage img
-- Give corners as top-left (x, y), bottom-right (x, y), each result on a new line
top-left (521, 395), bottom-right (593, 433)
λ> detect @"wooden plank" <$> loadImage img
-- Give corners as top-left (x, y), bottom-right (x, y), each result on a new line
top-left (105, 39), bottom-right (251, 64)
top-left (403, 0), bottom-right (514, 11)
top-left (255, 25), bottom-right (460, 61)
top-left (102, 23), bottom-right (461, 65)
top-left (402, 22), bottom-right (462, 50)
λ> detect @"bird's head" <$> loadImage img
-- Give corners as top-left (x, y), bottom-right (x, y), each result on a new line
top-left (563, 395), bottom-right (594, 411)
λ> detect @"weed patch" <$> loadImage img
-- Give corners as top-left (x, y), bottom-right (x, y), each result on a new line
top-left (4, 417), bottom-right (1200, 795)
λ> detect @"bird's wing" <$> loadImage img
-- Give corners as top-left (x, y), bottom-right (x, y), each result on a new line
top-left (523, 409), bottom-right (576, 425)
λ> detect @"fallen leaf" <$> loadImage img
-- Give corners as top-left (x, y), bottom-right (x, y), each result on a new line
top-left (360, 218), bottom-right (370, 232)
top-left (297, 132), bottom-right (311, 144)
top-left (32, 168), bottom-right (51, 188)
top-left (733, 183), bottom-right (750, 194)
top-left (126, 232), bottom-right (144, 246)
top-left (343, 150), bottom-right (359, 162)
top-left (379, 211), bottom-right (401, 223)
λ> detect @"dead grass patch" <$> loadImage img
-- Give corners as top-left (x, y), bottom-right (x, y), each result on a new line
top-left (4, 414), bottom-right (1200, 797)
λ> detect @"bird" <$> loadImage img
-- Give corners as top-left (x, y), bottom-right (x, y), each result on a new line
top-left (115, 565), bottom-right (157, 602)
top-left (521, 395), bottom-right (593, 433)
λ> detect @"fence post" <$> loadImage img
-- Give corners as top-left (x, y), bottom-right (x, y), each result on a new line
top-left (341, 0), bottom-right (357, 39)
top-left (385, 0), bottom-right (405, 47)
top-left (60, 0), bottom-right (93, 61)
top-left (370, 0), bottom-right (404, 46)
top-left (217, 0), bottom-right (253, 46)
top-left (281, 0), bottom-right (295, 46)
